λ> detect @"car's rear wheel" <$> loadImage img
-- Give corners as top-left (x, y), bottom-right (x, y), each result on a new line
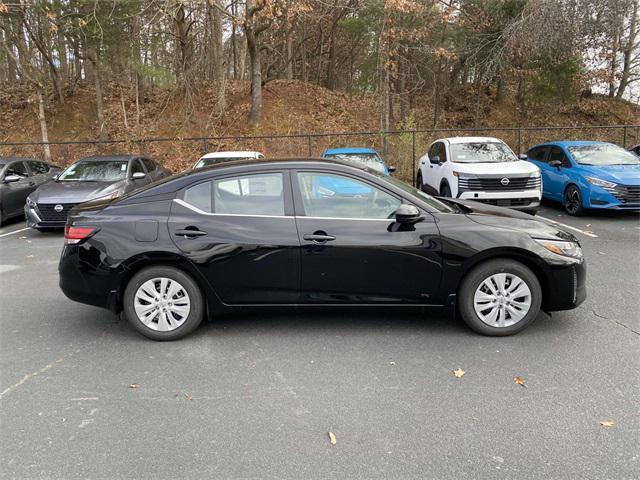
top-left (563, 185), bottom-right (585, 216)
top-left (123, 266), bottom-right (204, 341)
top-left (458, 259), bottom-right (542, 336)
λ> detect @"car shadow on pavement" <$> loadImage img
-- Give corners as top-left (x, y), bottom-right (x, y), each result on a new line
top-left (540, 199), bottom-right (640, 220)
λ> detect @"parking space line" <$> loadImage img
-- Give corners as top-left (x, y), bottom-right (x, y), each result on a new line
top-left (0, 227), bottom-right (30, 239)
top-left (537, 215), bottom-right (598, 238)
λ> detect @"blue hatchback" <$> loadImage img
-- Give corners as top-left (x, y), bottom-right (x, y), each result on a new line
top-left (524, 141), bottom-right (640, 215)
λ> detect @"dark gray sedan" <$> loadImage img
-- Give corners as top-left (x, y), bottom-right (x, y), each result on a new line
top-left (0, 157), bottom-right (61, 226)
top-left (25, 155), bottom-right (169, 230)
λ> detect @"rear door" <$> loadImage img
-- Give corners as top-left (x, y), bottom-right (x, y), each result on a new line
top-left (292, 169), bottom-right (442, 304)
top-left (168, 169), bottom-right (300, 304)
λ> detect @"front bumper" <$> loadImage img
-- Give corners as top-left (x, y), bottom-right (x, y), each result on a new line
top-left (458, 190), bottom-right (541, 210)
top-left (25, 203), bottom-right (74, 229)
top-left (585, 184), bottom-right (640, 210)
top-left (543, 259), bottom-right (587, 312)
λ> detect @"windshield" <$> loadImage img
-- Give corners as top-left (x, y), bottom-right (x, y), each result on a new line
top-left (325, 153), bottom-right (386, 173)
top-left (58, 160), bottom-right (128, 182)
top-left (567, 144), bottom-right (640, 166)
top-left (194, 157), bottom-right (253, 169)
top-left (450, 142), bottom-right (517, 163)
top-left (382, 174), bottom-right (455, 213)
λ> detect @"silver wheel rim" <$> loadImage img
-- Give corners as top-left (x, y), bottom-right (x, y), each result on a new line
top-left (473, 273), bottom-right (532, 328)
top-left (134, 277), bottom-right (191, 332)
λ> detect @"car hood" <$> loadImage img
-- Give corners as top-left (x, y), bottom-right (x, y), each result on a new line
top-left (450, 160), bottom-right (539, 175)
top-left (30, 180), bottom-right (124, 204)
top-left (578, 164), bottom-right (640, 186)
top-left (443, 198), bottom-right (577, 242)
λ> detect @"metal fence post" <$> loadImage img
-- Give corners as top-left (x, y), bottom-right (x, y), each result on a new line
top-left (622, 126), bottom-right (628, 147)
top-left (307, 135), bottom-right (312, 156)
top-left (202, 139), bottom-right (209, 154)
top-left (517, 128), bottom-right (522, 154)
top-left (412, 131), bottom-right (416, 186)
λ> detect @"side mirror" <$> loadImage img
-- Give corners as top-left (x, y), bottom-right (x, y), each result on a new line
top-left (131, 172), bottom-right (146, 179)
top-left (518, 153), bottom-right (528, 160)
top-left (429, 155), bottom-right (441, 165)
top-left (388, 166), bottom-right (396, 174)
top-left (3, 175), bottom-right (21, 183)
top-left (395, 204), bottom-right (424, 225)
top-left (549, 160), bottom-right (562, 169)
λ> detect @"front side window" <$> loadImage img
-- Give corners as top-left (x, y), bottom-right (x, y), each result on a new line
top-left (142, 158), bottom-right (156, 172)
top-left (567, 144), bottom-right (640, 166)
top-left (6, 162), bottom-right (29, 178)
top-left (324, 153), bottom-right (386, 173)
top-left (548, 147), bottom-right (571, 167)
top-left (429, 142), bottom-right (446, 162)
top-left (297, 172), bottom-right (401, 219)
top-left (131, 159), bottom-right (145, 175)
top-left (58, 160), bottom-right (128, 182)
top-left (450, 142), bottom-right (517, 163)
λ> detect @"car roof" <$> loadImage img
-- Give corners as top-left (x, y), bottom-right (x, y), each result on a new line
top-left (0, 156), bottom-right (42, 165)
top-left (199, 151), bottom-right (262, 159)
top-left (323, 147), bottom-right (379, 155)
top-left (77, 155), bottom-right (138, 162)
top-left (531, 140), bottom-right (613, 148)
top-left (436, 136), bottom-right (506, 145)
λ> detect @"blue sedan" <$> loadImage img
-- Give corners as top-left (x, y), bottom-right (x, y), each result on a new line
top-left (321, 147), bottom-right (395, 175)
top-left (524, 141), bottom-right (640, 215)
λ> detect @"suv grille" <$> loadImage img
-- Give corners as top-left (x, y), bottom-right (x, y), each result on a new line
top-left (474, 198), bottom-right (536, 207)
top-left (37, 203), bottom-right (75, 222)
top-left (458, 176), bottom-right (541, 192)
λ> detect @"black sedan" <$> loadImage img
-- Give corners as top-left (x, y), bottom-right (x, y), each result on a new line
top-left (59, 158), bottom-right (586, 340)
top-left (25, 155), bottom-right (169, 230)
top-left (0, 157), bottom-right (61, 226)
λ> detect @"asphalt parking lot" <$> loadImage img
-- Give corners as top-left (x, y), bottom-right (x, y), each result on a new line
top-left (0, 202), bottom-right (638, 479)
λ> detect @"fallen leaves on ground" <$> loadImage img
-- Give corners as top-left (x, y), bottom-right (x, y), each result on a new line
top-left (513, 376), bottom-right (527, 387)
top-left (127, 383), bottom-right (140, 389)
top-left (184, 393), bottom-right (193, 400)
top-left (600, 420), bottom-right (616, 427)
top-left (453, 368), bottom-right (465, 378)
top-left (328, 431), bottom-right (337, 445)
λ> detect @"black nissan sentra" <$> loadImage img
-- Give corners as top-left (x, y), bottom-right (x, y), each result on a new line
top-left (25, 155), bottom-right (169, 230)
top-left (59, 158), bottom-right (586, 340)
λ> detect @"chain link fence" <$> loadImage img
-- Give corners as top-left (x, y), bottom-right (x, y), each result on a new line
top-left (1, 125), bottom-right (638, 184)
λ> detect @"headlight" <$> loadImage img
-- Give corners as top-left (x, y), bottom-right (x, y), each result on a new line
top-left (530, 171), bottom-right (541, 178)
top-left (26, 196), bottom-right (37, 208)
top-left (585, 176), bottom-right (617, 189)
top-left (534, 239), bottom-right (583, 258)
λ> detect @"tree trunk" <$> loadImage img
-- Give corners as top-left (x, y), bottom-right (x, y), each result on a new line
top-left (88, 47), bottom-right (107, 141)
top-left (210, 0), bottom-right (226, 113)
top-left (36, 89), bottom-right (51, 162)
top-left (247, 31), bottom-right (262, 127)
top-left (616, 0), bottom-right (638, 99)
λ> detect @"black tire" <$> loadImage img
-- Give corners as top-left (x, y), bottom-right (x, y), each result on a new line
top-left (458, 259), bottom-right (542, 336)
top-left (440, 183), bottom-right (452, 197)
top-left (123, 266), bottom-right (204, 341)
top-left (416, 173), bottom-right (424, 191)
top-left (563, 185), bottom-right (585, 216)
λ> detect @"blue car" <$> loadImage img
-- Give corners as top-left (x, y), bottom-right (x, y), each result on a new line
top-left (321, 147), bottom-right (395, 175)
top-left (524, 141), bottom-right (640, 215)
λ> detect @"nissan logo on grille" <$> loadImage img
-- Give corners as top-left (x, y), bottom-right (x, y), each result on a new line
top-left (500, 178), bottom-right (510, 186)
top-left (54, 204), bottom-right (64, 213)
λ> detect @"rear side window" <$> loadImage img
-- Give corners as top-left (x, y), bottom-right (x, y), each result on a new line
top-left (6, 162), bottom-right (29, 177)
top-left (27, 161), bottom-right (49, 174)
top-left (527, 146), bottom-right (548, 162)
top-left (181, 173), bottom-right (285, 216)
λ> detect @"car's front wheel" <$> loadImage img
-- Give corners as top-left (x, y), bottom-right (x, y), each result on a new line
top-left (563, 185), bottom-right (585, 216)
top-left (458, 259), bottom-right (542, 336)
top-left (440, 183), bottom-right (452, 197)
top-left (416, 173), bottom-right (425, 191)
top-left (123, 266), bottom-right (204, 341)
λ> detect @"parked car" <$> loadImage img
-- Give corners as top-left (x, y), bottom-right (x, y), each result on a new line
top-left (193, 151), bottom-right (264, 169)
top-left (629, 144), bottom-right (640, 157)
top-left (25, 155), bottom-right (169, 230)
top-left (59, 158), bottom-right (585, 341)
top-left (321, 147), bottom-right (395, 175)
top-left (417, 137), bottom-right (541, 215)
top-left (524, 141), bottom-right (640, 215)
top-left (0, 157), bottom-right (61, 226)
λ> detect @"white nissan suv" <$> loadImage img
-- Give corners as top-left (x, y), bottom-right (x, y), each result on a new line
top-left (417, 137), bottom-right (542, 214)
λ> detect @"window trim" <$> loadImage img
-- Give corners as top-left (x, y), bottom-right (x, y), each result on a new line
top-left (291, 169), bottom-right (403, 220)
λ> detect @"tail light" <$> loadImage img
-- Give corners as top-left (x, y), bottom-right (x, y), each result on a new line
top-left (64, 225), bottom-right (98, 245)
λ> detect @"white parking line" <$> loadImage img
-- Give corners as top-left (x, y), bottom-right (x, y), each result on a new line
top-left (537, 215), bottom-right (598, 238)
top-left (0, 227), bottom-right (30, 238)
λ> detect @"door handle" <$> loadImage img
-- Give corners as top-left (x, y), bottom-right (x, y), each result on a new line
top-left (303, 232), bottom-right (336, 243)
top-left (175, 228), bottom-right (207, 238)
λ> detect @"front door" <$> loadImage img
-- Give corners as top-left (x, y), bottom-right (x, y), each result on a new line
top-left (544, 146), bottom-right (572, 200)
top-left (2, 161), bottom-right (35, 217)
top-left (292, 170), bottom-right (442, 304)
top-left (168, 170), bottom-right (300, 304)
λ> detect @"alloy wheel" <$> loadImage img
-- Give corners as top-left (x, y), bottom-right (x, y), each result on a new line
top-left (473, 273), bottom-right (532, 328)
top-left (134, 277), bottom-right (191, 331)
top-left (564, 186), bottom-right (581, 215)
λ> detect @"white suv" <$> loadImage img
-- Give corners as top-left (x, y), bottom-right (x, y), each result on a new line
top-left (193, 151), bottom-right (264, 169)
top-left (417, 137), bottom-right (542, 214)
